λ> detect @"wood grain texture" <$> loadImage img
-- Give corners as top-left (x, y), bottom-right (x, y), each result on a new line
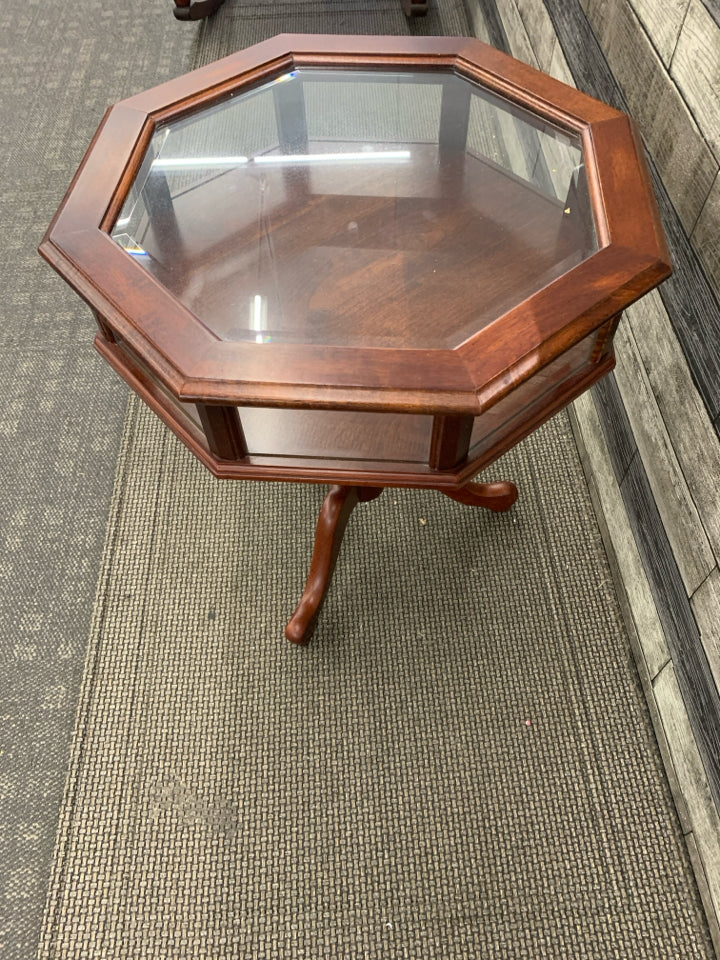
top-left (591, 0), bottom-right (718, 232)
top-left (692, 172), bottom-right (720, 296)
top-left (196, 404), bottom-right (247, 460)
top-left (692, 568), bottom-right (720, 692)
top-left (613, 317), bottom-right (715, 595)
top-left (653, 664), bottom-right (720, 915)
top-left (133, 150), bottom-right (587, 353)
top-left (621, 455), bottom-right (720, 810)
top-left (572, 429), bottom-right (720, 930)
top-left (591, 373), bottom-right (637, 483)
top-left (591, 115), bottom-right (670, 256)
top-left (546, 0), bottom-right (626, 106)
top-left (113, 33), bottom-right (621, 130)
top-left (652, 165), bottom-right (720, 424)
top-left (513, 0), bottom-right (558, 71)
top-left (547, 0), bottom-right (720, 827)
top-left (575, 0), bottom-right (611, 45)
top-left (493, 0), bottom-right (573, 197)
top-left (429, 415), bottom-right (474, 469)
top-left (461, 0), bottom-right (509, 50)
top-left (671, 0), bottom-right (720, 160)
top-left (238, 408), bottom-right (432, 463)
top-left (543, 0), bottom-right (720, 424)
top-left (624, 288), bottom-right (720, 561)
top-left (630, 0), bottom-right (692, 65)
top-left (703, 0), bottom-right (720, 29)
top-left (96, 326), bottom-right (613, 491)
top-left (685, 833), bottom-right (720, 953)
top-left (547, 41), bottom-right (575, 86)
top-left (493, 0), bottom-right (540, 68)
top-left (466, 0), bottom-right (555, 193)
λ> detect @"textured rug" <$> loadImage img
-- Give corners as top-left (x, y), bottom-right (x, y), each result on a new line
top-left (38, 401), bottom-right (713, 958)
top-left (0, 2), bottom-right (194, 957)
top-left (34, 0), bottom-right (713, 957)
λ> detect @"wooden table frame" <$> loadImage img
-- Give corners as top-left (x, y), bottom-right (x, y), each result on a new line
top-left (40, 35), bottom-right (670, 643)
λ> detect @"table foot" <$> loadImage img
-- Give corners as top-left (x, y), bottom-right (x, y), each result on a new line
top-left (401, 0), bottom-right (429, 14)
top-left (286, 485), bottom-right (383, 644)
top-left (173, 0), bottom-right (226, 21)
top-left (440, 479), bottom-right (518, 513)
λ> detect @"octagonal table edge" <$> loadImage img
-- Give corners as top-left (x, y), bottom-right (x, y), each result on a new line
top-left (38, 34), bottom-right (672, 424)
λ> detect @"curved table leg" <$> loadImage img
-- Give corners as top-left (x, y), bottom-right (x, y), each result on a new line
top-left (286, 485), bottom-right (383, 644)
top-left (173, 0), bottom-right (226, 21)
top-left (440, 479), bottom-right (518, 513)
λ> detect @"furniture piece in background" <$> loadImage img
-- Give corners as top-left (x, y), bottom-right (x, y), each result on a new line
top-left (401, 0), bottom-right (429, 14)
top-left (172, 0), bottom-right (427, 19)
top-left (173, 0), bottom-right (226, 21)
top-left (39, 34), bottom-right (670, 642)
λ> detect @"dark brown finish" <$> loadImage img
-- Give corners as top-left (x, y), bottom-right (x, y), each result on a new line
top-left (173, 0), bottom-right (226, 21)
top-left (39, 36), bottom-right (670, 423)
top-left (133, 155), bottom-right (585, 355)
top-left (401, 0), bottom-right (429, 15)
top-left (285, 475), bottom-right (517, 644)
top-left (196, 405), bottom-right (247, 461)
top-left (441, 480), bottom-right (519, 512)
top-left (94, 330), bottom-right (611, 490)
top-left (286, 485), bottom-right (383, 644)
top-left (91, 308), bottom-right (116, 344)
top-left (39, 35), bottom-right (672, 640)
top-left (430, 415), bottom-right (475, 470)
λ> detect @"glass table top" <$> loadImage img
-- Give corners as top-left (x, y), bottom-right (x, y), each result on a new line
top-left (112, 67), bottom-right (598, 350)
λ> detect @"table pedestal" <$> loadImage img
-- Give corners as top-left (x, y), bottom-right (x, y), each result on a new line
top-left (286, 479), bottom-right (518, 644)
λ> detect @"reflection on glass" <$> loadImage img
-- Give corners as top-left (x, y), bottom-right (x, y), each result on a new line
top-left (253, 150), bottom-right (411, 164)
top-left (112, 68), bottom-right (598, 350)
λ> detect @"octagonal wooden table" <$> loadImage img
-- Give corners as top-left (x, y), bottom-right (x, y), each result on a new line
top-left (40, 35), bottom-right (670, 642)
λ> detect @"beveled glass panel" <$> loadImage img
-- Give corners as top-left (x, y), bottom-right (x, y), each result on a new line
top-left (112, 67), bottom-right (597, 349)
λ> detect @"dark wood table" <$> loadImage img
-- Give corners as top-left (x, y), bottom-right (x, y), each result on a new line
top-left (40, 35), bottom-right (670, 643)
top-left (172, 0), bottom-right (428, 20)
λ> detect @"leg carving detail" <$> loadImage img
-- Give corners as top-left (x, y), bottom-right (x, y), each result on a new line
top-left (286, 485), bottom-right (383, 644)
top-left (441, 480), bottom-right (518, 513)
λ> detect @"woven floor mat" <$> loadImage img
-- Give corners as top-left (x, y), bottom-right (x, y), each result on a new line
top-left (39, 398), bottom-right (713, 958)
top-left (0, 2), bottom-right (195, 956)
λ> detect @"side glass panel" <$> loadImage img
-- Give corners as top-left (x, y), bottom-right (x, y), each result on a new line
top-left (239, 408), bottom-right (433, 464)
